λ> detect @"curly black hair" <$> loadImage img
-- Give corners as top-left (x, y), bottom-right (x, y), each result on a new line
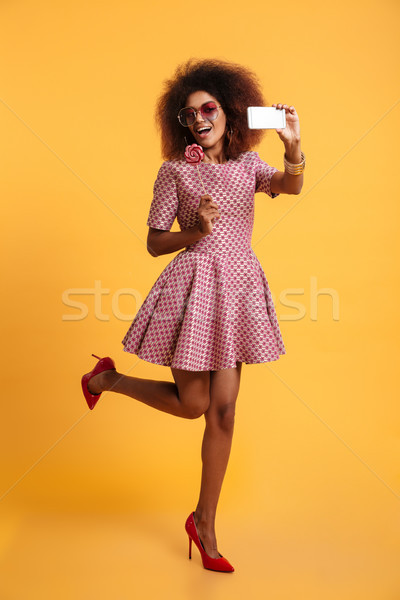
top-left (155, 58), bottom-right (267, 161)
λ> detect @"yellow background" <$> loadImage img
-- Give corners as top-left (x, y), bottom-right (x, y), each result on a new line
top-left (1, 0), bottom-right (399, 598)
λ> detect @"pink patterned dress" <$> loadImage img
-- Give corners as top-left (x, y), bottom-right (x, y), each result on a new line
top-left (121, 151), bottom-right (286, 371)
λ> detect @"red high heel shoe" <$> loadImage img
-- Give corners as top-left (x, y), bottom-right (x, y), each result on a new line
top-left (185, 512), bottom-right (234, 573)
top-left (81, 354), bottom-right (116, 410)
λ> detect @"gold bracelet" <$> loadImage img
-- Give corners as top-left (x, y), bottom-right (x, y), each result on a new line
top-left (284, 151), bottom-right (306, 175)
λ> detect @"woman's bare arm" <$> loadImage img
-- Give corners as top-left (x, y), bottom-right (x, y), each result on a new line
top-left (147, 195), bottom-right (220, 257)
top-left (147, 224), bottom-right (206, 257)
top-left (269, 104), bottom-right (304, 196)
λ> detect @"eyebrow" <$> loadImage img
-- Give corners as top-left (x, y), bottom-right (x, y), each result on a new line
top-left (184, 101), bottom-right (215, 109)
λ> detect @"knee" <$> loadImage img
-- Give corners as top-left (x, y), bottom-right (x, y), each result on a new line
top-left (206, 401), bottom-right (236, 432)
top-left (183, 395), bottom-right (210, 419)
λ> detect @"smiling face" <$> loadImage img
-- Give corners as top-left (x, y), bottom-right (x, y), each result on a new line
top-left (185, 90), bottom-right (227, 152)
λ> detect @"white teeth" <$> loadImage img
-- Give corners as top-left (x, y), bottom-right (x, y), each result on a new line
top-left (198, 127), bottom-right (211, 133)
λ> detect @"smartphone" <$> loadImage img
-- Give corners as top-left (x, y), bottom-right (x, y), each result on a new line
top-left (247, 106), bottom-right (286, 129)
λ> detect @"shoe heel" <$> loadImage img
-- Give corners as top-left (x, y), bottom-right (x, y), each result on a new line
top-left (188, 535), bottom-right (192, 560)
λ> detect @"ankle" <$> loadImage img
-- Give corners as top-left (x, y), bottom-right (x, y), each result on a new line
top-left (101, 369), bottom-right (119, 391)
top-left (194, 508), bottom-right (216, 529)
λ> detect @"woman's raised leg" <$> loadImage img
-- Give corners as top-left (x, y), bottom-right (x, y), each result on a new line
top-left (189, 362), bottom-right (243, 559)
top-left (87, 365), bottom-right (210, 419)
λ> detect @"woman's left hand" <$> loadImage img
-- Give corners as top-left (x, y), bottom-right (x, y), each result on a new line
top-left (272, 104), bottom-right (300, 145)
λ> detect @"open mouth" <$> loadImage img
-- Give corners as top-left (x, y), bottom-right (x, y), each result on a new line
top-left (196, 126), bottom-right (212, 138)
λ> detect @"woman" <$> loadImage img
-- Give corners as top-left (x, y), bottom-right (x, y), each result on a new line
top-left (81, 58), bottom-right (304, 573)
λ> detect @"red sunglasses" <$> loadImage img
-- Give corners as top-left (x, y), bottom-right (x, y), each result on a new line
top-left (177, 101), bottom-right (223, 127)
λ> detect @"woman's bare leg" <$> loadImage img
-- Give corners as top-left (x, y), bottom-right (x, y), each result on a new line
top-left (88, 358), bottom-right (242, 557)
top-left (87, 365), bottom-right (210, 419)
top-left (190, 362), bottom-right (242, 559)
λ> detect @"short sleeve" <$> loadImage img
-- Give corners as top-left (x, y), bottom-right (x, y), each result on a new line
top-left (146, 162), bottom-right (179, 230)
top-left (253, 152), bottom-right (280, 199)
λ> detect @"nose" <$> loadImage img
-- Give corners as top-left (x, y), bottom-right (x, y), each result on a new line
top-left (194, 109), bottom-right (206, 123)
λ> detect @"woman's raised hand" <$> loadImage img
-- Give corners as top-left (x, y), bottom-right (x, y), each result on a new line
top-left (197, 195), bottom-right (220, 235)
top-left (272, 104), bottom-right (301, 145)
